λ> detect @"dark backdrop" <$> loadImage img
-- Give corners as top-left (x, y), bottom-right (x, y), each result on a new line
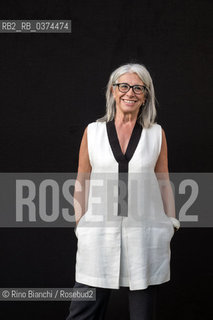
top-left (0, 0), bottom-right (212, 319)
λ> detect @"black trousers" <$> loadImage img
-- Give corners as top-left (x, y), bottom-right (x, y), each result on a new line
top-left (66, 281), bottom-right (159, 320)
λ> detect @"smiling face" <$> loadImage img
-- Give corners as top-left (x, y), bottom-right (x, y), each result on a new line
top-left (112, 72), bottom-right (146, 118)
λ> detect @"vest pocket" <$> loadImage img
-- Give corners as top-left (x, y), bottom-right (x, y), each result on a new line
top-left (74, 214), bottom-right (86, 237)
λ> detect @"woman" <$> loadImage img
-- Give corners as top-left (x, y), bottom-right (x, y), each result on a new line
top-left (66, 63), bottom-right (180, 320)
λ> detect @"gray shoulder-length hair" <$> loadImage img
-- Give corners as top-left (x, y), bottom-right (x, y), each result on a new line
top-left (97, 63), bottom-right (157, 128)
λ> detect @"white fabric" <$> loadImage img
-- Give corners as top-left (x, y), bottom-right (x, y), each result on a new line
top-left (75, 121), bottom-right (175, 290)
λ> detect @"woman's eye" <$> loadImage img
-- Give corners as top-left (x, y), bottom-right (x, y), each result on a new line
top-left (134, 86), bottom-right (142, 91)
top-left (120, 84), bottom-right (128, 89)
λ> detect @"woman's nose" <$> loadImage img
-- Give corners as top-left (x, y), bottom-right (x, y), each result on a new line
top-left (126, 88), bottom-right (135, 96)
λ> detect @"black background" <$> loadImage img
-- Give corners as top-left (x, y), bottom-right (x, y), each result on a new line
top-left (0, 0), bottom-right (212, 319)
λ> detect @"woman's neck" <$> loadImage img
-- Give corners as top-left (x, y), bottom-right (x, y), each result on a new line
top-left (114, 110), bottom-right (138, 125)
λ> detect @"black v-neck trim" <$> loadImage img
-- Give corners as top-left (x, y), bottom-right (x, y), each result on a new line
top-left (106, 119), bottom-right (142, 165)
top-left (106, 120), bottom-right (143, 217)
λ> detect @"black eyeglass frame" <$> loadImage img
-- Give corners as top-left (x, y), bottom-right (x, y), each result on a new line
top-left (113, 83), bottom-right (148, 95)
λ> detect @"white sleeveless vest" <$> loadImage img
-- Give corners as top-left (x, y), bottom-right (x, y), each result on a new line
top-left (75, 120), bottom-right (175, 290)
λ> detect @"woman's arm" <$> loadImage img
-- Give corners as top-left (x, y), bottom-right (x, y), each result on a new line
top-left (74, 126), bottom-right (92, 226)
top-left (154, 128), bottom-right (176, 219)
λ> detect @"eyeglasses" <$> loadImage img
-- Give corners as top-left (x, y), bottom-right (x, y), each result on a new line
top-left (113, 83), bottom-right (147, 95)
